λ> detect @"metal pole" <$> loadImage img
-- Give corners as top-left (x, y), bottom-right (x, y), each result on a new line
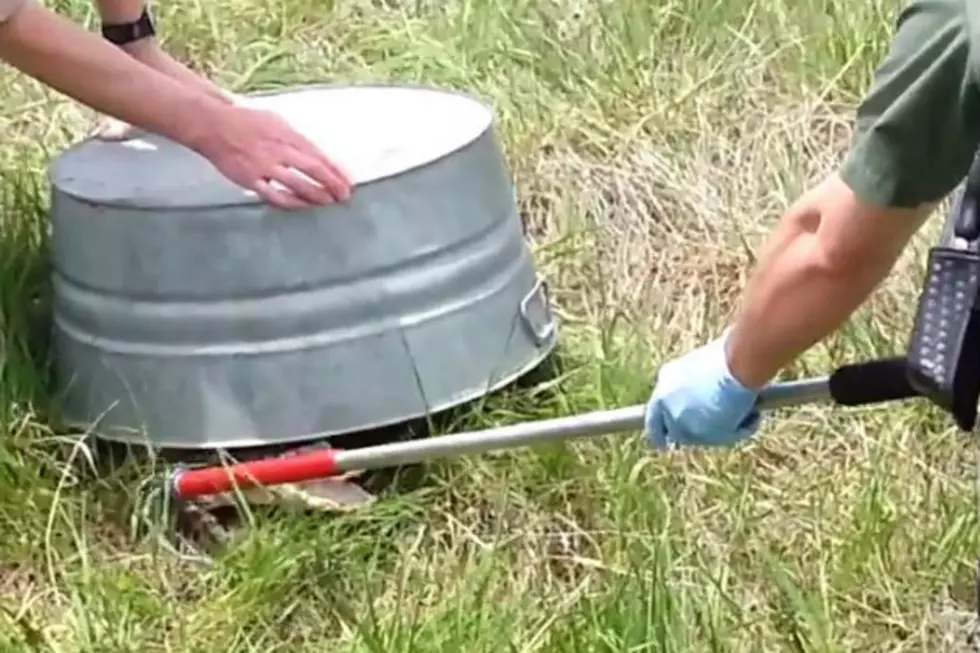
top-left (170, 376), bottom-right (830, 499)
top-left (334, 376), bottom-right (829, 473)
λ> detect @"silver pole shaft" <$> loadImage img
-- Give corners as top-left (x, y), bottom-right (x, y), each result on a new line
top-left (332, 376), bottom-right (831, 473)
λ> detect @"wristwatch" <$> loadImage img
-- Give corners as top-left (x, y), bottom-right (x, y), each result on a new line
top-left (101, 7), bottom-right (156, 46)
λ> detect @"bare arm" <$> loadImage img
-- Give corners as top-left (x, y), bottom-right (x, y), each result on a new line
top-left (725, 175), bottom-right (932, 389)
top-left (724, 0), bottom-right (980, 391)
top-left (0, 0), bottom-right (226, 150)
top-left (94, 0), bottom-right (233, 103)
top-left (0, 0), bottom-right (351, 208)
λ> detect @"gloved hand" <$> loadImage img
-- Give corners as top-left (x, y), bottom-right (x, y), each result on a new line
top-left (643, 329), bottom-right (762, 449)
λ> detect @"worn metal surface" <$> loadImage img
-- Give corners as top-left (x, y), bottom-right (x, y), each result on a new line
top-left (48, 84), bottom-right (559, 449)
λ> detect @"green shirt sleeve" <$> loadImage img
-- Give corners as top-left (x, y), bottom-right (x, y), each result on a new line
top-left (839, 0), bottom-right (980, 208)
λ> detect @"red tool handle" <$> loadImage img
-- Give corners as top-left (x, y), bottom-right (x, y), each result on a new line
top-left (171, 448), bottom-right (340, 498)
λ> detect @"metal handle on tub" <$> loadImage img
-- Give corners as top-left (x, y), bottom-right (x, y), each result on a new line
top-left (518, 277), bottom-right (557, 346)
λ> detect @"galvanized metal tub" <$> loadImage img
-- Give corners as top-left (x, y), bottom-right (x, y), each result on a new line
top-left (48, 83), bottom-right (559, 449)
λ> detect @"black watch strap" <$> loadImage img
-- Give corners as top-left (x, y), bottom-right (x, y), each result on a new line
top-left (101, 7), bottom-right (156, 46)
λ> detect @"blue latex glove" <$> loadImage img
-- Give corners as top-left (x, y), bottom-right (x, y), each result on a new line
top-left (644, 330), bottom-right (762, 449)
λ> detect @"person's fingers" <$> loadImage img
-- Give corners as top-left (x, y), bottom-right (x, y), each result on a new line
top-left (660, 410), bottom-right (685, 449)
top-left (283, 131), bottom-right (354, 194)
top-left (244, 110), bottom-right (354, 203)
top-left (259, 111), bottom-right (333, 165)
top-left (282, 151), bottom-right (352, 202)
top-left (92, 116), bottom-right (137, 141)
top-left (252, 178), bottom-right (312, 210)
top-left (267, 165), bottom-right (338, 206)
top-left (733, 410), bottom-right (761, 441)
top-left (644, 402), bottom-right (669, 450)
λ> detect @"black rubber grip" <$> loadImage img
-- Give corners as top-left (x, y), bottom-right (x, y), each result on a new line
top-left (956, 149), bottom-right (980, 241)
top-left (828, 356), bottom-right (920, 406)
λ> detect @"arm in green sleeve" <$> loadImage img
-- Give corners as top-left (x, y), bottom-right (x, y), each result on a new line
top-left (839, 0), bottom-right (980, 207)
top-left (725, 0), bottom-right (980, 388)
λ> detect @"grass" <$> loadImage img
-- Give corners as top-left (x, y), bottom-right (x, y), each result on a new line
top-left (0, 0), bottom-right (978, 650)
